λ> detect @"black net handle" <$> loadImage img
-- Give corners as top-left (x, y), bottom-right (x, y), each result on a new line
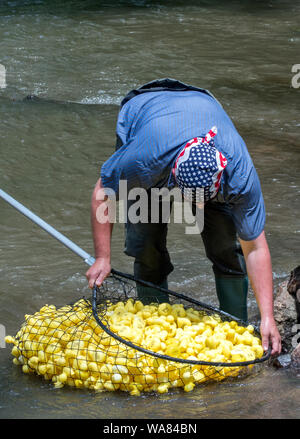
top-left (91, 272), bottom-right (272, 367)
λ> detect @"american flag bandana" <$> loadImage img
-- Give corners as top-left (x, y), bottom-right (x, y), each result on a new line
top-left (173, 126), bottom-right (228, 202)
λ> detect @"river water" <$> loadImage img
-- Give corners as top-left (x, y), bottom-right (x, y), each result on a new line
top-left (0, 0), bottom-right (299, 419)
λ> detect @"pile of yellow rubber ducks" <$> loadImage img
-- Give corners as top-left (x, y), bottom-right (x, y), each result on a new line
top-left (5, 298), bottom-right (264, 396)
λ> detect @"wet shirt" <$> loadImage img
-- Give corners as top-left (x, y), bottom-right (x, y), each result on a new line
top-left (100, 89), bottom-right (265, 241)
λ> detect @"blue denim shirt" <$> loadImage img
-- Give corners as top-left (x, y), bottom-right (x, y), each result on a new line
top-left (101, 79), bottom-right (265, 241)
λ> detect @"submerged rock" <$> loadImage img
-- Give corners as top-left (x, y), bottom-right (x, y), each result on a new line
top-left (287, 265), bottom-right (300, 323)
top-left (291, 344), bottom-right (300, 369)
top-left (273, 354), bottom-right (292, 369)
top-left (274, 280), bottom-right (297, 353)
top-left (273, 266), bottom-right (300, 369)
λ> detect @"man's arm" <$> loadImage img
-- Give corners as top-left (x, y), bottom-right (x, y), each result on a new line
top-left (85, 178), bottom-right (113, 288)
top-left (239, 231), bottom-right (281, 355)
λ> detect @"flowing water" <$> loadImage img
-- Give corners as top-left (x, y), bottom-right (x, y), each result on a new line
top-left (0, 0), bottom-right (299, 419)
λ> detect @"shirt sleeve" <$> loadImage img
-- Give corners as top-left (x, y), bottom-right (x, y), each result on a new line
top-left (100, 138), bottom-right (158, 198)
top-left (230, 166), bottom-right (266, 241)
top-left (101, 100), bottom-right (151, 197)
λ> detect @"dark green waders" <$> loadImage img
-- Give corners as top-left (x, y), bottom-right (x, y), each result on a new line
top-left (124, 195), bottom-right (173, 305)
top-left (124, 198), bottom-right (248, 321)
top-left (200, 201), bottom-right (248, 322)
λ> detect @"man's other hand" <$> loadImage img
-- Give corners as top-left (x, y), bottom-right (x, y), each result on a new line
top-left (86, 257), bottom-right (111, 289)
top-left (260, 316), bottom-right (282, 356)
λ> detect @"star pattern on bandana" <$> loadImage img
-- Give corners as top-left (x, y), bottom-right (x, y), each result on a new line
top-left (173, 127), bottom-right (227, 202)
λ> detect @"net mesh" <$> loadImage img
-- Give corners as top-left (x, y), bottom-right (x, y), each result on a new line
top-left (6, 272), bottom-right (269, 396)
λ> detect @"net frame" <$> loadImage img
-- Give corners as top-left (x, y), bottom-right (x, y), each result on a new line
top-left (92, 270), bottom-right (271, 367)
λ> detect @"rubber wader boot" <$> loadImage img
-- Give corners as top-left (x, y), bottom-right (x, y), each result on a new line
top-left (215, 276), bottom-right (248, 322)
top-left (137, 279), bottom-right (170, 305)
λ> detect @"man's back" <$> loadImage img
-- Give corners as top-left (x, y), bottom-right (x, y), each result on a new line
top-left (116, 90), bottom-right (236, 156)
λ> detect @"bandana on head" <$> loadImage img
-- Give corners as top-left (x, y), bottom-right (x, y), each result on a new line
top-left (173, 126), bottom-right (227, 202)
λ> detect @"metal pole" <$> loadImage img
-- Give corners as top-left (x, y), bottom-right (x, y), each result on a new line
top-left (0, 189), bottom-right (95, 266)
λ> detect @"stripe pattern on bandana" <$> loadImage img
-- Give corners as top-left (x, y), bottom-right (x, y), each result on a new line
top-left (173, 126), bottom-right (227, 202)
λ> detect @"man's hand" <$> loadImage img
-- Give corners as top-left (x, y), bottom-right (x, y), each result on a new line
top-left (86, 178), bottom-right (114, 289)
top-left (86, 257), bottom-right (111, 289)
top-left (260, 316), bottom-right (281, 355)
top-left (240, 231), bottom-right (281, 356)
